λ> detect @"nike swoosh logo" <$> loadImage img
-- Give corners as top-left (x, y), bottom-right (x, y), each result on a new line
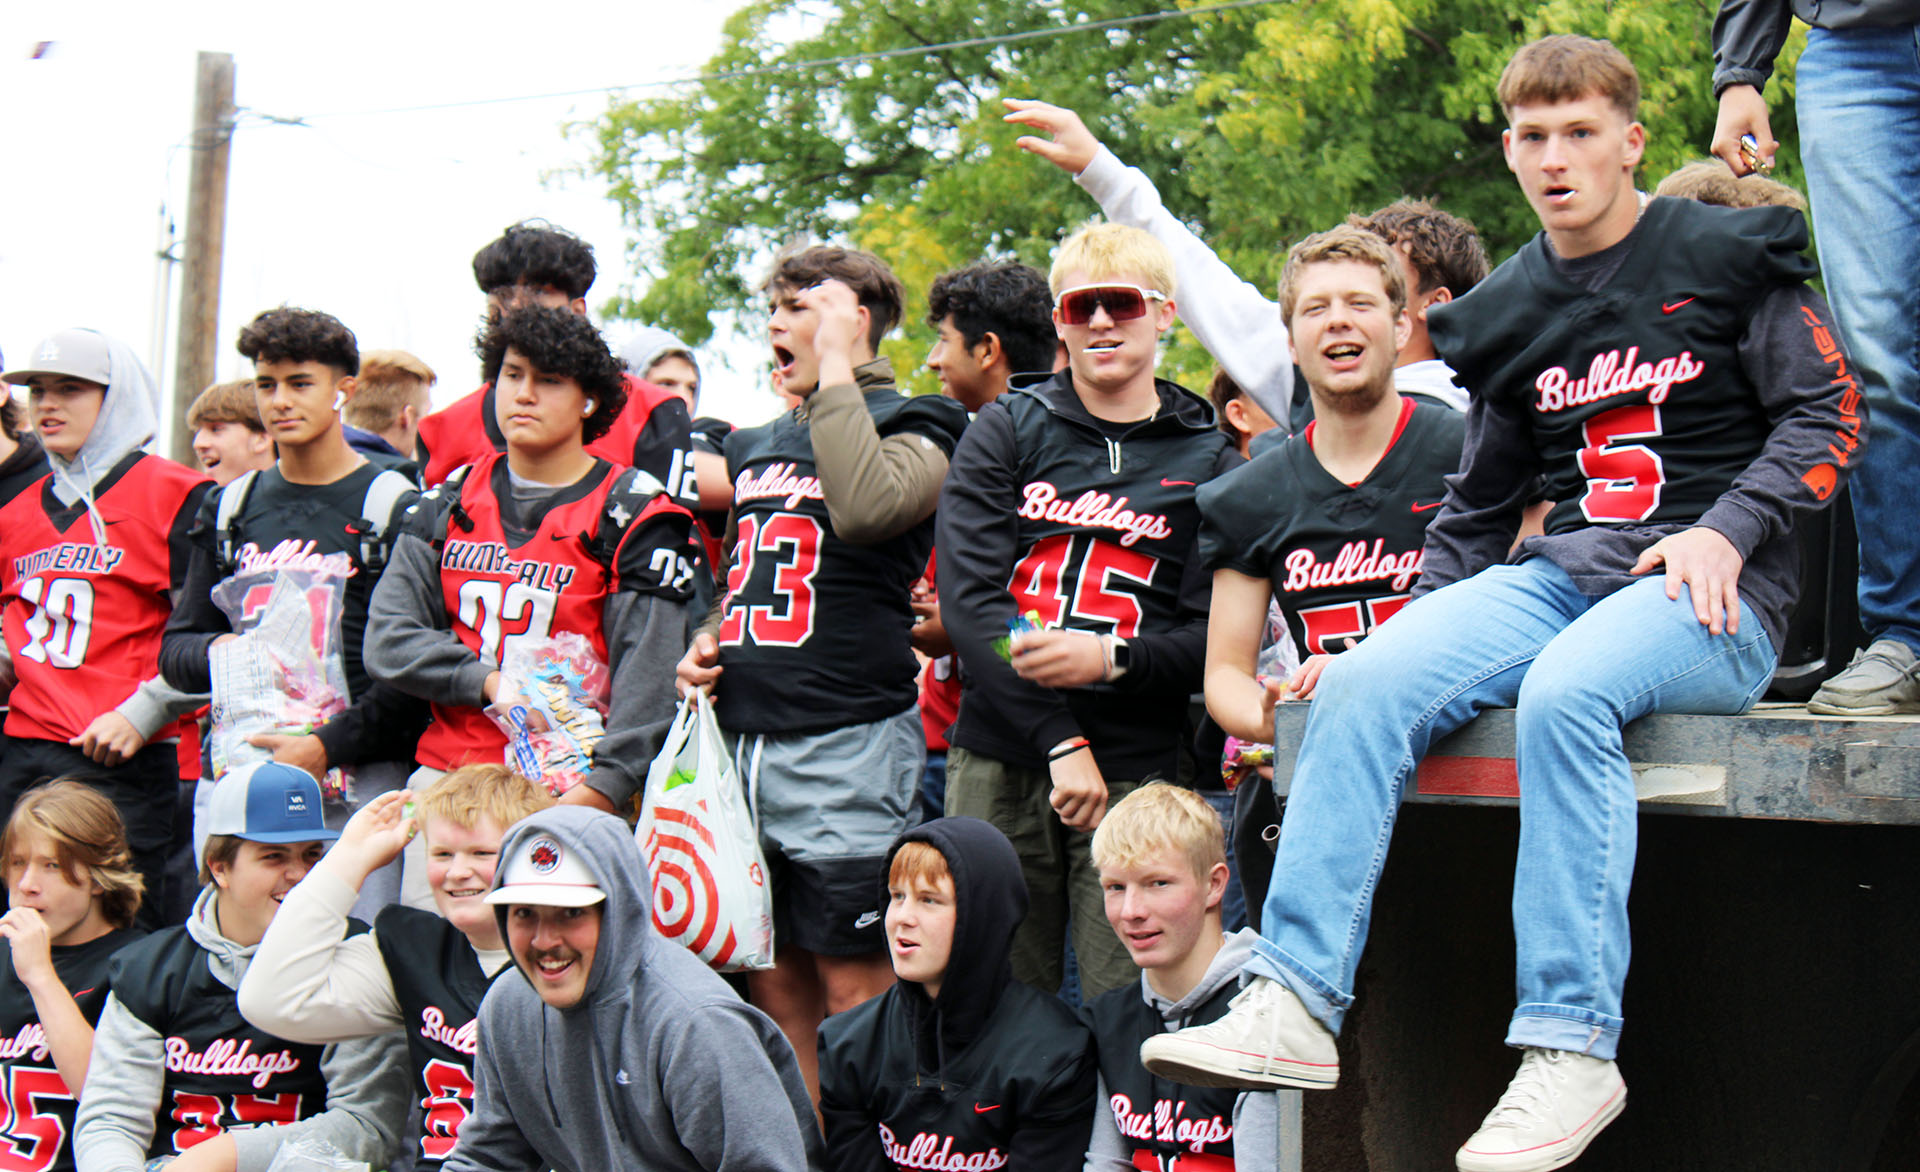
top-left (1662, 297), bottom-right (1696, 314)
top-left (71, 987), bottom-right (95, 998)
top-left (1410, 501), bottom-right (1444, 512)
top-left (853, 910), bottom-right (880, 929)
top-left (974, 1104), bottom-right (1001, 1114)
top-left (1160, 478), bottom-right (1195, 488)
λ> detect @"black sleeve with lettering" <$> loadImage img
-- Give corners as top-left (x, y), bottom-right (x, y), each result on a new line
top-left (159, 489), bottom-right (231, 694)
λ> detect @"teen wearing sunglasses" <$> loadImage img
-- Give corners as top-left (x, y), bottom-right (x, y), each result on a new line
top-left (936, 222), bottom-right (1241, 1002)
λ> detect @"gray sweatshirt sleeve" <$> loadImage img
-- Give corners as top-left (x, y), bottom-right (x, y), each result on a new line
top-left (365, 532), bottom-right (493, 707)
top-left (227, 1032), bottom-right (410, 1172)
top-left (1076, 146), bottom-right (1295, 424)
top-left (74, 996), bottom-right (164, 1172)
top-left (660, 1003), bottom-right (822, 1171)
top-left (1080, 1073), bottom-right (1131, 1172)
top-left (584, 591), bottom-right (691, 808)
top-left (114, 672), bottom-right (207, 742)
top-left (1232, 1089), bottom-right (1303, 1172)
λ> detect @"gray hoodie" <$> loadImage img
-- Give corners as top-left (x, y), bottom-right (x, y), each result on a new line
top-left (1082, 928), bottom-right (1300, 1171)
top-left (74, 886), bottom-right (409, 1172)
top-left (446, 808), bottom-right (824, 1172)
top-left (41, 332), bottom-right (207, 739)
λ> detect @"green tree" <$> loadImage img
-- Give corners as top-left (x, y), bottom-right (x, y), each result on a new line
top-left (588, 0), bottom-right (1805, 396)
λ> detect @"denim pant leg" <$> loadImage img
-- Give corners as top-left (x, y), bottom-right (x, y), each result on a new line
top-left (1507, 578), bottom-right (1777, 1059)
top-left (1798, 25), bottom-right (1920, 652)
top-left (1246, 560), bottom-right (1588, 1032)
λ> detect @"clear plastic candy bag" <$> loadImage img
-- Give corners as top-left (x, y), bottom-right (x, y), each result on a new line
top-left (209, 567), bottom-right (353, 798)
top-left (487, 631), bottom-right (611, 796)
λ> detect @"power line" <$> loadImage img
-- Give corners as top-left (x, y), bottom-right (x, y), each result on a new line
top-left (294, 0), bottom-right (1283, 121)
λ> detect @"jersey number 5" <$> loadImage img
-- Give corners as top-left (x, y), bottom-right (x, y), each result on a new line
top-left (15, 577), bottom-right (94, 669)
top-left (1578, 403), bottom-right (1666, 523)
top-left (718, 514), bottom-right (823, 648)
top-left (0, 1067), bottom-right (68, 1172)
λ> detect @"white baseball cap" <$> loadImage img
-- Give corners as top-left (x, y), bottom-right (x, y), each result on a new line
top-left (486, 832), bottom-right (606, 908)
top-left (3, 329), bottom-right (113, 386)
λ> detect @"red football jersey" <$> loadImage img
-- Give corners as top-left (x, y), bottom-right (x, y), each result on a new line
top-left (415, 452), bottom-right (627, 772)
top-left (0, 455), bottom-right (209, 743)
top-left (416, 373), bottom-right (693, 499)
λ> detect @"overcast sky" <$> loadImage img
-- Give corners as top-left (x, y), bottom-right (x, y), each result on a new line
top-left (0, 0), bottom-right (781, 455)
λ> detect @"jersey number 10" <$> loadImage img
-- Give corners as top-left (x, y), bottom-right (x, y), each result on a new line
top-left (15, 577), bottom-right (94, 670)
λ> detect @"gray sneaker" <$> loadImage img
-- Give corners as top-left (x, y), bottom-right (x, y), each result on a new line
top-left (1808, 638), bottom-right (1920, 716)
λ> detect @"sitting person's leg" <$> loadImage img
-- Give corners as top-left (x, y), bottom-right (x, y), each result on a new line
top-left (1506, 574), bottom-right (1775, 1057)
top-left (1249, 560), bottom-right (1588, 1030)
top-left (1456, 574), bottom-right (1774, 1171)
top-left (1143, 559), bottom-right (1592, 1091)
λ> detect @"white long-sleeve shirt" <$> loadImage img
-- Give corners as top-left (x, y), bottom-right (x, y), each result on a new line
top-left (1074, 146), bottom-right (1296, 423)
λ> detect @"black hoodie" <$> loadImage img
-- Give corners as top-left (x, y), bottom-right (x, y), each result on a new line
top-left (818, 817), bottom-right (1098, 1172)
top-left (937, 372), bottom-right (1239, 780)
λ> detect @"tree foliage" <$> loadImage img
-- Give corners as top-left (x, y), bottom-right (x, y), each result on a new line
top-left (588, 0), bottom-right (1806, 394)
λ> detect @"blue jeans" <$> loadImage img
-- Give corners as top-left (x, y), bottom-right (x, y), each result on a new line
top-left (1201, 787), bottom-right (1250, 933)
top-left (1246, 560), bottom-right (1776, 1059)
top-left (1798, 25), bottom-right (1920, 654)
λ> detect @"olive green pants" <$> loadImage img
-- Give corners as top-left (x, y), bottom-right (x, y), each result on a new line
top-left (944, 747), bottom-right (1141, 1000)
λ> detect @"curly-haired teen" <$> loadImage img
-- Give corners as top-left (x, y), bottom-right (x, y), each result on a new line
top-left (416, 222), bottom-right (697, 515)
top-left (162, 308), bottom-right (427, 920)
top-left (369, 307), bottom-right (698, 832)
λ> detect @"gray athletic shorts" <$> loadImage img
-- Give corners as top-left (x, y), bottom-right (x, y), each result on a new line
top-left (730, 705), bottom-right (922, 955)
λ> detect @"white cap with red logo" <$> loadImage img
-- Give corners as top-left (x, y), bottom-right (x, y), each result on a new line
top-left (486, 833), bottom-right (607, 908)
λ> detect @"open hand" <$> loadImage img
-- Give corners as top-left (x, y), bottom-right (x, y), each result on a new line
top-left (1631, 527), bottom-right (1745, 635)
top-left (1003, 98), bottom-right (1100, 175)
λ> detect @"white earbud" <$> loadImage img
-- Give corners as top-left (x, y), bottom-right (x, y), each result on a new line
top-left (333, 391), bottom-right (346, 410)
top-left (583, 399), bottom-right (596, 415)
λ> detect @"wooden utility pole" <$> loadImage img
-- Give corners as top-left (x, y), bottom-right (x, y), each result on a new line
top-left (168, 52), bottom-right (235, 466)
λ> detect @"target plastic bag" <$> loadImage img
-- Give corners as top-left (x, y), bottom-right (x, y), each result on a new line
top-left (208, 568), bottom-right (353, 799)
top-left (636, 690), bottom-right (775, 971)
top-left (486, 632), bottom-right (611, 796)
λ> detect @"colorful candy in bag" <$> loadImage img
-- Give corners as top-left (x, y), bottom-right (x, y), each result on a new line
top-left (208, 571), bottom-right (353, 798)
top-left (490, 633), bottom-right (611, 796)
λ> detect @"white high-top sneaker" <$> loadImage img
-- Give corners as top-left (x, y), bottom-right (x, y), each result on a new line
top-left (1138, 976), bottom-right (1339, 1090)
top-left (1455, 1048), bottom-right (1627, 1172)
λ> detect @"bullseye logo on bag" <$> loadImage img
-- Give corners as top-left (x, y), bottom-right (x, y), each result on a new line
top-left (527, 837), bottom-right (563, 874)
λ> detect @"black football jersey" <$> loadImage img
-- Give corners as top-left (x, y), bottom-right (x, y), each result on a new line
top-left (108, 926), bottom-right (341, 1159)
top-left (0, 927), bottom-right (140, 1172)
top-left (1434, 198), bottom-right (1820, 537)
top-left (715, 388), bottom-right (966, 735)
top-left (1085, 980), bottom-right (1241, 1171)
top-left (1198, 400), bottom-right (1465, 657)
top-left (374, 906), bottom-right (503, 1171)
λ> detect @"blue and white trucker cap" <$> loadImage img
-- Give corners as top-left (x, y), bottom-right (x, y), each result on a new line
top-left (205, 762), bottom-right (339, 844)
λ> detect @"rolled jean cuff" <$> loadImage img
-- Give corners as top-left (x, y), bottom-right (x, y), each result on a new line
top-left (1247, 936), bottom-right (1352, 1034)
top-left (1505, 1002), bottom-right (1624, 1060)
